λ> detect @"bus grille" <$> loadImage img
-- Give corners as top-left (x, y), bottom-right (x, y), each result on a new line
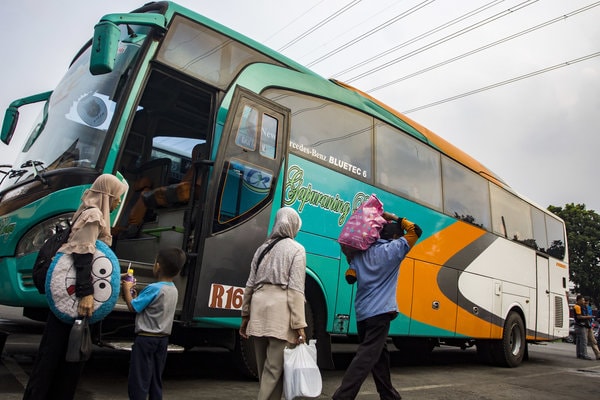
top-left (554, 296), bottom-right (563, 327)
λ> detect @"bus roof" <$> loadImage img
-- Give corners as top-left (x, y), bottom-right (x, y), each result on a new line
top-left (154, 1), bottom-right (508, 190)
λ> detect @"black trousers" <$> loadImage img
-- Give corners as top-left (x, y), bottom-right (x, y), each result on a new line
top-left (128, 335), bottom-right (169, 400)
top-left (22, 312), bottom-right (86, 400)
top-left (333, 313), bottom-right (401, 400)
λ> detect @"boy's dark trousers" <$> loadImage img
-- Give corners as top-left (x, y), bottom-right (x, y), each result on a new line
top-left (128, 334), bottom-right (169, 400)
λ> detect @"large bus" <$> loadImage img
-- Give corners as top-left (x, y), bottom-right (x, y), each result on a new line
top-left (0, 1), bottom-right (568, 372)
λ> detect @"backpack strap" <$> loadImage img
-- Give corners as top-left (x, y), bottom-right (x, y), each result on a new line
top-left (255, 236), bottom-right (287, 272)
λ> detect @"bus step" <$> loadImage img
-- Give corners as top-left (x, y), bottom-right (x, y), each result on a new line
top-left (99, 340), bottom-right (185, 353)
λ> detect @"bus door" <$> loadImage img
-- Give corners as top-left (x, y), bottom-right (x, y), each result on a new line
top-left (184, 86), bottom-right (290, 320)
top-left (536, 253), bottom-right (550, 338)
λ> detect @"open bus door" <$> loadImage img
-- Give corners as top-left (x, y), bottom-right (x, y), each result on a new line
top-left (182, 86), bottom-right (290, 322)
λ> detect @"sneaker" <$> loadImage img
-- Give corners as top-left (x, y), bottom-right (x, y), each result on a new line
top-left (583, 356), bottom-right (593, 360)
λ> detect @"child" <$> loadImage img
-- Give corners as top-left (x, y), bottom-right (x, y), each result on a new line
top-left (121, 247), bottom-right (186, 400)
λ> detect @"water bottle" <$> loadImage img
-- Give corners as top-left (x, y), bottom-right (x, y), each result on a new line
top-left (124, 265), bottom-right (136, 296)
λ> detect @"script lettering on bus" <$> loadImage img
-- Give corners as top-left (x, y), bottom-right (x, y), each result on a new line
top-left (284, 165), bottom-right (352, 226)
top-left (208, 283), bottom-right (244, 310)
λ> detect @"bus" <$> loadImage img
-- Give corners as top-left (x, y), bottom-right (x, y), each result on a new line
top-left (0, 1), bottom-right (569, 372)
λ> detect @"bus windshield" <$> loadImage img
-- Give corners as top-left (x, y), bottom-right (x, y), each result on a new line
top-left (0, 38), bottom-right (143, 190)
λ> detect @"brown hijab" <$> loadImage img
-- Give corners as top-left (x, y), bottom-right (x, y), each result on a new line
top-left (71, 174), bottom-right (128, 247)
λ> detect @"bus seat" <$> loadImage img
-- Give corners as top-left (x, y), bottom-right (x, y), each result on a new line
top-left (141, 144), bottom-right (207, 209)
top-left (114, 158), bottom-right (172, 238)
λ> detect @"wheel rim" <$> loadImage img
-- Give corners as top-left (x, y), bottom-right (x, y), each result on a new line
top-left (509, 323), bottom-right (523, 356)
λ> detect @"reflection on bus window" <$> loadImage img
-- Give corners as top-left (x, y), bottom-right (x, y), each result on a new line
top-left (442, 156), bottom-right (491, 229)
top-left (218, 159), bottom-right (273, 224)
top-left (235, 105), bottom-right (258, 151)
top-left (259, 113), bottom-right (278, 159)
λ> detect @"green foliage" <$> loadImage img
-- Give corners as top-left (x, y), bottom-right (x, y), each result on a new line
top-left (548, 203), bottom-right (600, 306)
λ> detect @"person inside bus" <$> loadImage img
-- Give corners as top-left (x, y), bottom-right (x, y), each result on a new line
top-left (23, 173), bottom-right (128, 400)
top-left (141, 143), bottom-right (207, 209)
top-left (114, 143), bottom-right (207, 239)
top-left (239, 207), bottom-right (307, 400)
top-left (333, 211), bottom-right (422, 400)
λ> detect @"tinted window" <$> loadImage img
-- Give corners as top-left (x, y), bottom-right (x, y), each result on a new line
top-left (263, 89), bottom-right (372, 181)
top-left (375, 122), bottom-right (441, 210)
top-left (546, 214), bottom-right (566, 259)
top-left (490, 184), bottom-right (533, 244)
top-left (442, 156), bottom-right (490, 229)
top-left (531, 207), bottom-right (547, 252)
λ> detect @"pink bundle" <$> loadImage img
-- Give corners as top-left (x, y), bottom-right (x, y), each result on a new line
top-left (338, 194), bottom-right (386, 253)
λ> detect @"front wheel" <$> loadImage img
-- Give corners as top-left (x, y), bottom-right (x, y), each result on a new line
top-left (491, 311), bottom-right (526, 367)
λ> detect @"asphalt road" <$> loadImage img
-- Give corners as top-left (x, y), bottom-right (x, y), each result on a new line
top-left (2, 305), bottom-right (600, 400)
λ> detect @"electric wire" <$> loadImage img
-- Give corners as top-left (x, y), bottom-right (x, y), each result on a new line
top-left (330, 0), bottom-right (504, 77)
top-left (277, 0), bottom-right (363, 52)
top-left (305, 0), bottom-right (437, 68)
top-left (367, 1), bottom-right (600, 93)
top-left (344, 0), bottom-right (539, 83)
top-left (263, 0), bottom-right (326, 43)
top-left (400, 51), bottom-right (600, 114)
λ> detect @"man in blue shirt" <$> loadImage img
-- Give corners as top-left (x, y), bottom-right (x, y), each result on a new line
top-left (333, 211), bottom-right (421, 400)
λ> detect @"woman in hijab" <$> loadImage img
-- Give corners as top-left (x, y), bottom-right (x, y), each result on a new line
top-left (239, 207), bottom-right (307, 400)
top-left (23, 173), bottom-right (128, 400)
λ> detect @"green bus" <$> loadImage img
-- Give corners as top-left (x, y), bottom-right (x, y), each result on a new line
top-left (0, 1), bottom-right (569, 372)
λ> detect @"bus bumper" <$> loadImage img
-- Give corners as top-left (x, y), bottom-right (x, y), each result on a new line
top-left (0, 254), bottom-right (48, 308)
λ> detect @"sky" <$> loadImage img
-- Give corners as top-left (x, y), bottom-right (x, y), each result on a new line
top-left (1, 0), bottom-right (599, 212)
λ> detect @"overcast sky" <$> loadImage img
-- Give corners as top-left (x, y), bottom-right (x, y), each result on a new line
top-left (1, 0), bottom-right (599, 212)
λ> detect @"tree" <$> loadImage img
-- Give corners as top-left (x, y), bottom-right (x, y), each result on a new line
top-left (548, 203), bottom-right (600, 307)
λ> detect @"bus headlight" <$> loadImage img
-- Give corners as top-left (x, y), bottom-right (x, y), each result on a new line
top-left (16, 213), bottom-right (74, 257)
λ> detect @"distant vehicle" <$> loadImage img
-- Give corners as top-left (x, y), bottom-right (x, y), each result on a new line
top-left (563, 318), bottom-right (575, 344)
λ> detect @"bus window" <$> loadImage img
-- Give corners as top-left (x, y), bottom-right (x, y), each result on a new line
top-left (490, 184), bottom-right (533, 243)
top-left (531, 207), bottom-right (547, 252)
top-left (375, 122), bottom-right (442, 210)
top-left (546, 215), bottom-right (566, 259)
top-left (262, 89), bottom-right (372, 182)
top-left (442, 156), bottom-right (491, 230)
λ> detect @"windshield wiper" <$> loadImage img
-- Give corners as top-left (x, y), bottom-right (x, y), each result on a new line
top-left (20, 160), bottom-right (48, 185)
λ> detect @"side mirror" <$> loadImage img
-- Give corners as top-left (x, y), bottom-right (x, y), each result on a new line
top-left (1, 107), bottom-right (19, 145)
top-left (89, 13), bottom-right (167, 76)
top-left (90, 21), bottom-right (121, 76)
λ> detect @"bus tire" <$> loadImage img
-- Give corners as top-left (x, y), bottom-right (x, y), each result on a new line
top-left (492, 311), bottom-right (526, 367)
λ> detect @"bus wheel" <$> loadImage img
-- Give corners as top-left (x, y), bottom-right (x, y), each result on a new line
top-left (232, 293), bottom-right (318, 380)
top-left (492, 311), bottom-right (526, 367)
top-left (233, 334), bottom-right (258, 380)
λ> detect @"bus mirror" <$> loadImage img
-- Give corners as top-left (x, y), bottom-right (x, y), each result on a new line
top-left (90, 21), bottom-right (121, 76)
top-left (1, 107), bottom-right (19, 145)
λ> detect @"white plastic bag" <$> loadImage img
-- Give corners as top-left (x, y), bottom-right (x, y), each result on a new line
top-left (283, 340), bottom-right (322, 400)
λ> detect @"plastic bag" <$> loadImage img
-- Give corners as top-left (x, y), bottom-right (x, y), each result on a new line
top-left (283, 340), bottom-right (322, 400)
top-left (65, 316), bottom-right (92, 362)
top-left (338, 194), bottom-right (386, 256)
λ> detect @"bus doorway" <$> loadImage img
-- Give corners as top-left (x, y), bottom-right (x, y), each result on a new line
top-left (111, 68), bottom-right (216, 318)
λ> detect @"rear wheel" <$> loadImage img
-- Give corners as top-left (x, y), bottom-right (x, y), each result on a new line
top-left (491, 311), bottom-right (526, 367)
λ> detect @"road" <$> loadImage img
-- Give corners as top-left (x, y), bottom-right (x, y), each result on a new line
top-left (2, 305), bottom-right (600, 400)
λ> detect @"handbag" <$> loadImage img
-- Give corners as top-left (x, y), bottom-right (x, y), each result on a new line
top-left (283, 340), bottom-right (322, 400)
top-left (65, 316), bottom-right (93, 362)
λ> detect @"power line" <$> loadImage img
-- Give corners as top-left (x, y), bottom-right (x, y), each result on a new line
top-left (277, 0), bottom-right (363, 52)
top-left (264, 1), bottom-right (326, 44)
top-left (400, 51), bottom-right (600, 114)
top-left (344, 0), bottom-right (539, 83)
top-left (305, 0), bottom-right (437, 68)
top-left (367, 1), bottom-right (600, 93)
top-left (330, 0), bottom-right (504, 77)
